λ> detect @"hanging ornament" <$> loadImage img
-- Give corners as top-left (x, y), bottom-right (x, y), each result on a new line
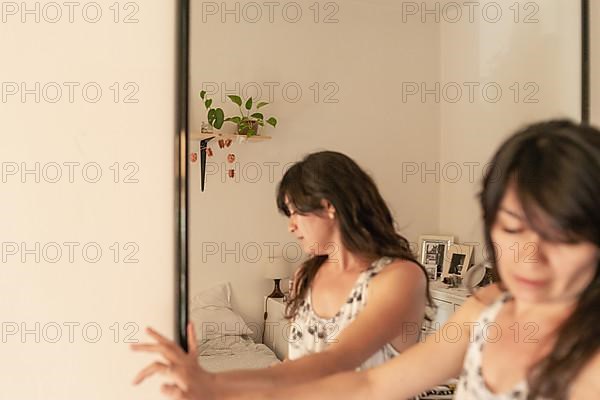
top-left (190, 152), bottom-right (198, 163)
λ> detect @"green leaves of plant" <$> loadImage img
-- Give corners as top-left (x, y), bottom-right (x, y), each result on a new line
top-left (208, 108), bottom-right (225, 129)
top-left (202, 94), bottom-right (277, 135)
top-left (228, 95), bottom-right (242, 107)
top-left (213, 108), bottom-right (224, 129)
top-left (201, 91), bottom-right (225, 128)
top-left (225, 116), bottom-right (242, 124)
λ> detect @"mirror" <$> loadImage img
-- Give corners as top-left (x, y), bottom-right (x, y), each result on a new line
top-left (589, 0), bottom-right (599, 125)
top-left (180, 0), bottom-right (587, 370)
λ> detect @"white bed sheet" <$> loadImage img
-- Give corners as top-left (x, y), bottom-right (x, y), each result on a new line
top-left (197, 335), bottom-right (281, 372)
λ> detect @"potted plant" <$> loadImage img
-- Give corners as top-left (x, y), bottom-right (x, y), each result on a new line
top-left (224, 95), bottom-right (277, 137)
top-left (199, 90), bottom-right (225, 129)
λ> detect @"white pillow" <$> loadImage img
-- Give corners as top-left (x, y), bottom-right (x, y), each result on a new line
top-left (191, 282), bottom-right (231, 310)
top-left (190, 282), bottom-right (255, 339)
top-left (190, 307), bottom-right (255, 340)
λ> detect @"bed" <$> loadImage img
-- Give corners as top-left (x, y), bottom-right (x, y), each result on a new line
top-left (197, 335), bottom-right (280, 372)
top-left (190, 282), bottom-right (281, 372)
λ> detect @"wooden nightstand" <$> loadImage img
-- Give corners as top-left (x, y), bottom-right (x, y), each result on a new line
top-left (263, 297), bottom-right (289, 361)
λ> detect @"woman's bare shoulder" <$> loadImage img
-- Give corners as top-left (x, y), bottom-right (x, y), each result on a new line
top-left (378, 258), bottom-right (423, 274)
top-left (366, 258), bottom-right (426, 302)
top-left (454, 283), bottom-right (506, 322)
top-left (371, 258), bottom-right (426, 287)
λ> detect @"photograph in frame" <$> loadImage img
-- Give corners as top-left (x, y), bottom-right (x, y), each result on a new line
top-left (418, 235), bottom-right (455, 279)
top-left (442, 243), bottom-right (474, 281)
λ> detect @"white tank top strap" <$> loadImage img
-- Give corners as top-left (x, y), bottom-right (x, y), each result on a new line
top-left (454, 291), bottom-right (528, 400)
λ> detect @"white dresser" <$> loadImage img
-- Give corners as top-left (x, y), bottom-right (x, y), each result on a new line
top-left (424, 281), bottom-right (470, 334)
top-left (263, 297), bottom-right (289, 361)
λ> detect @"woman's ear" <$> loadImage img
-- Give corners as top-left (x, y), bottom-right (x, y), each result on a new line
top-left (320, 199), bottom-right (336, 218)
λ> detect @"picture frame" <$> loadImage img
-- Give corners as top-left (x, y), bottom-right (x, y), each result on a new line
top-left (418, 235), bottom-right (455, 278)
top-left (442, 243), bottom-right (474, 280)
top-left (424, 264), bottom-right (438, 281)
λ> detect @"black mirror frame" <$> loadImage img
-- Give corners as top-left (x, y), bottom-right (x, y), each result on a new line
top-left (176, 0), bottom-right (190, 350)
top-left (582, 0), bottom-right (590, 123)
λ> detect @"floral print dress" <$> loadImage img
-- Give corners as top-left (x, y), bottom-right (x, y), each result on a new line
top-left (288, 256), bottom-right (400, 370)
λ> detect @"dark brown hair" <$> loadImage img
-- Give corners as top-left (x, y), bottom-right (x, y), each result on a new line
top-left (480, 120), bottom-right (600, 400)
top-left (275, 150), bottom-right (433, 320)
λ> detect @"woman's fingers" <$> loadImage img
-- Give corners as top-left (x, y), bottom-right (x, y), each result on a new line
top-left (146, 327), bottom-right (181, 351)
top-left (161, 383), bottom-right (186, 400)
top-left (133, 361), bottom-right (189, 390)
top-left (130, 326), bottom-right (185, 363)
top-left (132, 361), bottom-right (169, 385)
top-left (130, 342), bottom-right (181, 363)
top-left (131, 325), bottom-right (203, 394)
top-left (187, 323), bottom-right (198, 357)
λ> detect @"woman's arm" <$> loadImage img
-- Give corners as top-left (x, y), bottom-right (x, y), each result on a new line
top-left (131, 260), bottom-right (427, 393)
top-left (213, 259), bottom-right (427, 392)
top-left (227, 292), bottom-right (489, 400)
top-left (132, 283), bottom-right (499, 400)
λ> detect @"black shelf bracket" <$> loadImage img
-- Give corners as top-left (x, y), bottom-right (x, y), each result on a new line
top-left (199, 136), bottom-right (215, 192)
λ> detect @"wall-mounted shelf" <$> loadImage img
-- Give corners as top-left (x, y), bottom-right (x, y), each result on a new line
top-left (191, 131), bottom-right (272, 141)
top-left (191, 131), bottom-right (272, 192)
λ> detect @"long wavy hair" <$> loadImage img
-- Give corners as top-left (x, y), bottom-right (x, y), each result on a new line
top-left (275, 150), bottom-right (433, 320)
top-left (480, 120), bottom-right (600, 400)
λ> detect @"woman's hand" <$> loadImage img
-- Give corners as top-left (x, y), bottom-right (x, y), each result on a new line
top-left (131, 322), bottom-right (218, 400)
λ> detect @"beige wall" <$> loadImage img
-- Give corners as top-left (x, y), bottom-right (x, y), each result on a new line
top-left (1, 1), bottom-right (178, 398)
top-left (438, 1), bottom-right (582, 263)
top-left (189, 0), bottom-right (441, 337)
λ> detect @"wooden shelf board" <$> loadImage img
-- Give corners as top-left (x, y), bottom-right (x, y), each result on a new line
top-left (190, 132), bottom-right (272, 141)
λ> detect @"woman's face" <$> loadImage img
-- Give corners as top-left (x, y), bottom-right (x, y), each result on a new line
top-left (491, 186), bottom-right (599, 304)
top-left (285, 196), bottom-right (338, 256)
